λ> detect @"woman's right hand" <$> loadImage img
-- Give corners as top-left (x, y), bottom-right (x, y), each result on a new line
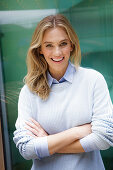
top-left (25, 118), bottom-right (48, 138)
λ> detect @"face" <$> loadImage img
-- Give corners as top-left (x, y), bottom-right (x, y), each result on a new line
top-left (40, 27), bottom-right (73, 79)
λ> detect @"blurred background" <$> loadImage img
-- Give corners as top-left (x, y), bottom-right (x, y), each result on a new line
top-left (0, 0), bottom-right (113, 169)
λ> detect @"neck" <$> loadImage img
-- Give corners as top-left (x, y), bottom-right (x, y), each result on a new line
top-left (49, 66), bottom-right (68, 81)
top-left (50, 72), bottom-right (64, 81)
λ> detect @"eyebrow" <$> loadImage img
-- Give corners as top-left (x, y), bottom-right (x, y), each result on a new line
top-left (43, 39), bottom-right (69, 44)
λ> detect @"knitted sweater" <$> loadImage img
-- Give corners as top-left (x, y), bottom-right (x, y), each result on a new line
top-left (13, 65), bottom-right (113, 170)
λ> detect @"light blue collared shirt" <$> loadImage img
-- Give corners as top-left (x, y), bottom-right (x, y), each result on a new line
top-left (47, 61), bottom-right (76, 87)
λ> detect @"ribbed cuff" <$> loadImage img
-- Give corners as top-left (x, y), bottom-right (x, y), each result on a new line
top-left (34, 136), bottom-right (50, 159)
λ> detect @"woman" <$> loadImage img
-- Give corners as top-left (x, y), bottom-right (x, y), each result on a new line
top-left (13, 14), bottom-right (113, 170)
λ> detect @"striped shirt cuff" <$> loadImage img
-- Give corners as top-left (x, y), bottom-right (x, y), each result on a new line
top-left (80, 134), bottom-right (99, 152)
top-left (34, 136), bottom-right (50, 159)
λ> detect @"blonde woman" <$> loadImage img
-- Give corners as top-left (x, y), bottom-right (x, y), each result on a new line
top-left (13, 14), bottom-right (113, 170)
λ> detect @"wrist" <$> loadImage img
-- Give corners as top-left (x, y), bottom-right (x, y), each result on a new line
top-left (72, 127), bottom-right (82, 140)
top-left (74, 124), bottom-right (91, 139)
top-left (65, 127), bottom-right (79, 140)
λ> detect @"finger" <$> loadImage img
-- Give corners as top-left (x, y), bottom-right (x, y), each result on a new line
top-left (25, 126), bottom-right (45, 137)
top-left (25, 121), bottom-right (39, 131)
top-left (25, 121), bottom-right (48, 137)
top-left (30, 118), bottom-right (42, 128)
top-left (29, 119), bottom-right (46, 133)
top-left (25, 126), bottom-right (39, 136)
top-left (27, 119), bottom-right (48, 136)
top-left (26, 132), bottom-right (37, 138)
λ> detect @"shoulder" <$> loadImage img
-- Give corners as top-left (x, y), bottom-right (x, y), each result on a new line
top-left (19, 84), bottom-right (36, 98)
top-left (20, 84), bottom-right (30, 94)
top-left (74, 66), bottom-right (107, 89)
top-left (18, 85), bottom-right (40, 107)
top-left (77, 66), bottom-right (105, 82)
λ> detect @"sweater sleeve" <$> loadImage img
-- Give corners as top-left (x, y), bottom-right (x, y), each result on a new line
top-left (13, 85), bottom-right (50, 160)
top-left (80, 73), bottom-right (113, 152)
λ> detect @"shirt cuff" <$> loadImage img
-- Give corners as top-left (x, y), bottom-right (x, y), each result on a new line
top-left (34, 136), bottom-right (50, 159)
top-left (80, 134), bottom-right (99, 152)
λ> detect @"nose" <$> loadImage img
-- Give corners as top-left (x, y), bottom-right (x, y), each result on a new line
top-left (54, 46), bottom-right (62, 56)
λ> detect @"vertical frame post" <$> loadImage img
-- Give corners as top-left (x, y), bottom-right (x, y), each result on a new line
top-left (0, 33), bottom-right (12, 170)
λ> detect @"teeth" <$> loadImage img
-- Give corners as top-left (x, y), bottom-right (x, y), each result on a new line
top-left (52, 57), bottom-right (63, 62)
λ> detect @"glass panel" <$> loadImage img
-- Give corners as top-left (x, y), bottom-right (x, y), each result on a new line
top-left (0, 0), bottom-right (113, 169)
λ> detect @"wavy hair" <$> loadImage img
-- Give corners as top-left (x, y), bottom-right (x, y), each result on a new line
top-left (24, 14), bottom-right (81, 100)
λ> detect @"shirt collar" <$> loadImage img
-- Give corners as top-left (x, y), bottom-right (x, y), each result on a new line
top-left (47, 61), bottom-right (76, 87)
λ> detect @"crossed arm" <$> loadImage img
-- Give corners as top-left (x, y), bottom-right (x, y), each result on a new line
top-left (25, 118), bottom-right (92, 155)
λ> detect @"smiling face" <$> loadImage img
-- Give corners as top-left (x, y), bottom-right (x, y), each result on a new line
top-left (40, 27), bottom-right (73, 80)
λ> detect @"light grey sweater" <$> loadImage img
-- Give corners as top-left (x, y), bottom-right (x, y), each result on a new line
top-left (13, 66), bottom-right (113, 170)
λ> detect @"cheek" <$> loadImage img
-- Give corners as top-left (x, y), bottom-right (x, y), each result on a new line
top-left (63, 47), bottom-right (71, 56)
top-left (43, 50), bottom-right (52, 61)
top-left (42, 49), bottom-right (50, 57)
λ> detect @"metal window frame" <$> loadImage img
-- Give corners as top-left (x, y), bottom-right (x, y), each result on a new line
top-left (0, 34), bottom-right (12, 170)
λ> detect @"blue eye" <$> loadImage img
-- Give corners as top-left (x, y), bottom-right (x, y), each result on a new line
top-left (46, 44), bottom-right (53, 47)
top-left (60, 42), bottom-right (67, 46)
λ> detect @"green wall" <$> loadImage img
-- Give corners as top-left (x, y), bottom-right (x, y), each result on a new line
top-left (0, 0), bottom-right (113, 169)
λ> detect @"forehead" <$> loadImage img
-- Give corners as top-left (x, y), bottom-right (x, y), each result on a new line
top-left (42, 27), bottom-right (70, 43)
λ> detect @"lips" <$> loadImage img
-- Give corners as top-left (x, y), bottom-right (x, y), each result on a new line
top-left (51, 57), bottom-right (64, 62)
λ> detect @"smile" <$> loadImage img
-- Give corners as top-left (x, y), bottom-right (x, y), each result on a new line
top-left (51, 57), bottom-right (64, 62)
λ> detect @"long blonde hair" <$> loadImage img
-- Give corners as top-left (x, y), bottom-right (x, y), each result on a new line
top-left (25, 14), bottom-right (81, 100)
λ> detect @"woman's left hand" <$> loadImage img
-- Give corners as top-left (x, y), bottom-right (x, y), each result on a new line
top-left (25, 118), bottom-right (48, 138)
